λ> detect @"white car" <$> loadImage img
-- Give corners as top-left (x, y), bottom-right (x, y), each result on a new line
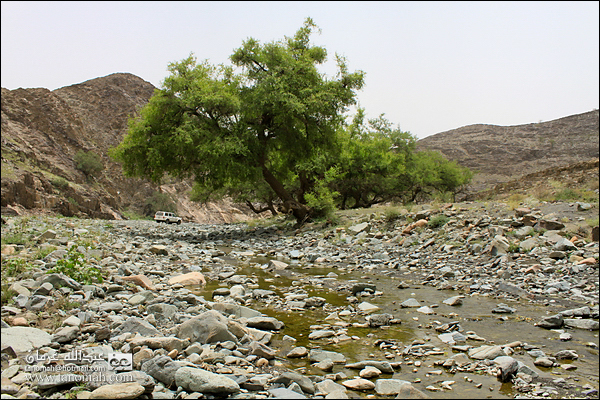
top-left (154, 211), bottom-right (182, 224)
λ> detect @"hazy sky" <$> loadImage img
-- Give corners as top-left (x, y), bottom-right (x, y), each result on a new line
top-left (2, 1), bottom-right (598, 139)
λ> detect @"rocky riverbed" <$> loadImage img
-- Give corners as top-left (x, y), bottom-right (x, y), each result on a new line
top-left (1, 201), bottom-right (598, 399)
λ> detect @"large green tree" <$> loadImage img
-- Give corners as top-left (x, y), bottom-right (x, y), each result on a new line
top-left (111, 18), bottom-right (364, 224)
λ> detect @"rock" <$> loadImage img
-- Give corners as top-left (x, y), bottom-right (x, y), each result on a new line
top-left (347, 222), bottom-right (370, 235)
top-left (534, 357), bottom-right (555, 367)
top-left (309, 349), bottom-right (346, 364)
top-left (351, 283), bottom-right (377, 295)
top-left (212, 302), bottom-right (262, 318)
top-left (120, 274), bottom-right (155, 290)
top-left (99, 301), bottom-right (124, 312)
top-left (147, 303), bottom-right (178, 322)
top-left (39, 273), bottom-right (82, 291)
top-left (492, 303), bottom-right (516, 313)
top-left (554, 237), bottom-right (577, 251)
top-left (494, 356), bottom-right (519, 382)
top-left (286, 346), bottom-right (309, 358)
top-left (89, 382), bottom-right (145, 399)
top-left (314, 358), bottom-right (334, 371)
top-left (468, 345), bottom-right (505, 360)
top-left (374, 379), bottom-right (413, 396)
top-left (554, 350), bottom-right (578, 360)
top-left (269, 387), bottom-right (308, 399)
top-left (563, 319), bottom-right (599, 330)
top-left (140, 355), bottom-right (182, 388)
top-left (115, 371), bottom-right (155, 394)
top-left (167, 272), bottom-right (205, 286)
top-left (400, 298), bottom-right (420, 308)
top-left (149, 245), bottom-right (168, 255)
top-left (359, 366), bottom-right (382, 378)
top-left (537, 314), bottom-right (564, 329)
top-left (0, 327), bottom-right (52, 353)
top-left (115, 316), bottom-right (163, 337)
top-left (366, 313), bottom-right (394, 327)
top-left (175, 366), bottom-right (240, 394)
top-left (177, 310), bottom-right (237, 344)
top-left (394, 381), bottom-right (431, 398)
top-left (442, 295), bottom-right (464, 306)
top-left (357, 301), bottom-right (380, 313)
top-left (51, 326), bottom-right (79, 343)
top-left (249, 341), bottom-right (277, 359)
top-left (271, 371), bottom-right (316, 394)
top-left (342, 378), bottom-right (375, 390)
top-left (246, 316), bottom-right (284, 330)
top-left (308, 330), bottom-right (335, 340)
top-left (268, 260), bottom-right (289, 270)
top-left (345, 360), bottom-right (395, 374)
top-left (129, 336), bottom-right (188, 352)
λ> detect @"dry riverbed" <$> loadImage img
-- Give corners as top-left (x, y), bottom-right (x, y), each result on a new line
top-left (1, 200), bottom-right (598, 399)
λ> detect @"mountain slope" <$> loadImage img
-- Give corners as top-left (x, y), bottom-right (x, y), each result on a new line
top-left (416, 110), bottom-right (599, 191)
top-left (1, 73), bottom-right (256, 222)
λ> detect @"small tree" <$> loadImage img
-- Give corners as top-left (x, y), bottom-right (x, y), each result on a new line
top-left (74, 150), bottom-right (104, 178)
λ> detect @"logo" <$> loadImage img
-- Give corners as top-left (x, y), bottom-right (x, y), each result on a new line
top-left (107, 352), bottom-right (132, 371)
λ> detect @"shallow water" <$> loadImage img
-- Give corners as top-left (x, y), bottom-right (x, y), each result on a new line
top-left (194, 253), bottom-right (599, 399)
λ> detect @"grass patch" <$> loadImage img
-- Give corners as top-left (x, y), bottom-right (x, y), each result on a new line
top-left (47, 245), bottom-right (104, 285)
top-left (1, 257), bottom-right (33, 277)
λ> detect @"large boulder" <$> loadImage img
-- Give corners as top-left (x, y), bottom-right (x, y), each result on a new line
top-left (175, 366), bottom-right (240, 394)
top-left (1, 327), bottom-right (52, 353)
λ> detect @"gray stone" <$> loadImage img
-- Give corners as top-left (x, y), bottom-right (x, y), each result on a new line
top-left (51, 326), bottom-right (79, 343)
top-left (147, 303), bottom-right (178, 322)
top-left (177, 310), bottom-right (237, 344)
top-left (367, 313), bottom-right (394, 327)
top-left (308, 330), bottom-right (335, 340)
top-left (115, 370), bottom-right (155, 394)
top-left (246, 316), bottom-right (285, 330)
top-left (140, 355), bottom-right (183, 388)
top-left (269, 387), bottom-right (308, 399)
top-left (374, 379), bottom-right (413, 396)
top-left (175, 366), bottom-right (240, 394)
top-left (99, 301), bottom-right (124, 312)
top-left (249, 340), bottom-right (277, 359)
top-left (309, 349), bottom-right (347, 364)
top-left (212, 302), bottom-right (261, 318)
top-left (24, 295), bottom-right (52, 311)
top-left (553, 237), bottom-right (577, 251)
top-left (494, 356), bottom-right (519, 382)
top-left (564, 318), bottom-right (598, 331)
top-left (0, 327), bottom-right (52, 353)
top-left (537, 314), bottom-right (564, 329)
top-left (115, 317), bottom-right (163, 337)
top-left (89, 382), bottom-right (145, 399)
top-left (271, 371), bottom-right (316, 394)
top-left (442, 295), bottom-right (464, 306)
top-left (38, 273), bottom-right (82, 291)
top-left (345, 360), bottom-right (395, 374)
top-left (400, 298), bottom-right (421, 308)
top-left (468, 345), bottom-right (505, 360)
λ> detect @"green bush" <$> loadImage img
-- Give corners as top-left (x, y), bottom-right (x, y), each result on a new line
top-left (47, 245), bottom-right (104, 285)
top-left (428, 214), bottom-right (449, 229)
top-left (74, 150), bottom-right (104, 177)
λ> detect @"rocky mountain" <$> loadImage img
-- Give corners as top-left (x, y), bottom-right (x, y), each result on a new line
top-left (416, 110), bottom-right (599, 192)
top-left (1, 73), bottom-right (257, 223)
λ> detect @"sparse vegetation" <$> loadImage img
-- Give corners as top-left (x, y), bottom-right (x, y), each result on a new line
top-left (144, 191), bottom-right (177, 216)
top-left (47, 245), bottom-right (104, 285)
top-left (1, 257), bottom-right (32, 277)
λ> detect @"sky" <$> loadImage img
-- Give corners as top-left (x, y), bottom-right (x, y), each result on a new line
top-left (1, 1), bottom-right (598, 139)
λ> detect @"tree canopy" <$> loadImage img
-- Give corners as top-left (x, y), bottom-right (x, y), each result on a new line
top-left (111, 18), bottom-right (472, 225)
top-left (111, 18), bottom-right (364, 224)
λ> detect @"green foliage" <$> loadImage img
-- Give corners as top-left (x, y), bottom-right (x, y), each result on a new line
top-left (34, 246), bottom-right (56, 260)
top-left (1, 232), bottom-right (28, 246)
top-left (144, 191), bottom-right (177, 216)
top-left (384, 207), bottom-right (402, 222)
top-left (50, 176), bottom-right (70, 190)
top-left (47, 245), bottom-right (104, 285)
top-left (74, 150), bottom-right (104, 177)
top-left (507, 242), bottom-right (520, 253)
top-left (1, 283), bottom-right (17, 306)
top-left (428, 214), bottom-right (449, 229)
top-left (111, 18), bottom-right (364, 224)
top-left (1, 258), bottom-right (32, 277)
top-left (304, 166), bottom-right (342, 219)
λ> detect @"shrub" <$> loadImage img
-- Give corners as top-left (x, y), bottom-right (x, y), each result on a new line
top-left (47, 245), bottom-right (104, 285)
top-left (428, 214), bottom-right (449, 229)
top-left (50, 176), bottom-right (70, 189)
top-left (74, 150), bottom-right (104, 177)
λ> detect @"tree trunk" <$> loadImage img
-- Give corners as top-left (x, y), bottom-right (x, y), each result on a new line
top-left (261, 165), bottom-right (311, 225)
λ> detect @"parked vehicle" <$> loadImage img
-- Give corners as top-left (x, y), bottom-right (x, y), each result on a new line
top-left (153, 211), bottom-right (182, 224)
